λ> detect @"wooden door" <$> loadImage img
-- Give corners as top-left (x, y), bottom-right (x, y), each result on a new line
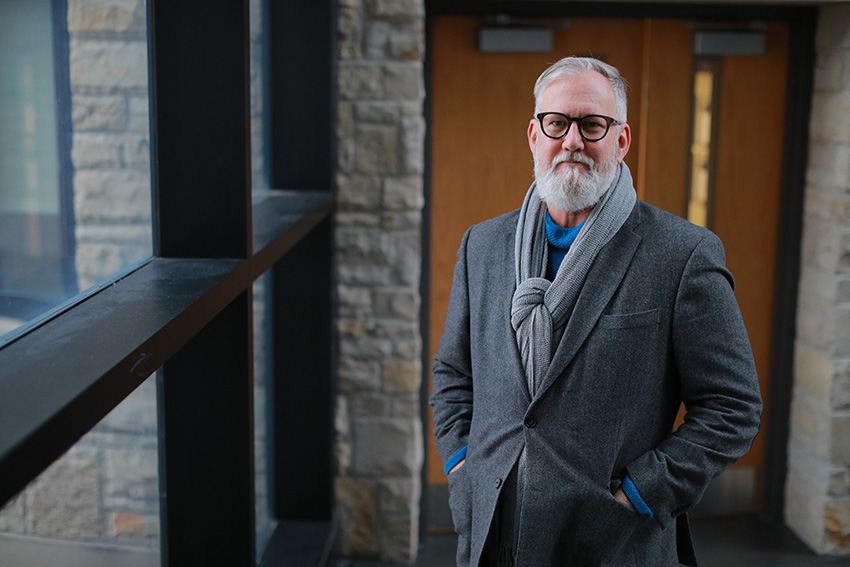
top-left (428, 15), bottom-right (787, 519)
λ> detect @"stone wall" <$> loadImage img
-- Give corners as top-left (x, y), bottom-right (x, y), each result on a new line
top-left (333, 0), bottom-right (426, 562)
top-left (786, 3), bottom-right (850, 555)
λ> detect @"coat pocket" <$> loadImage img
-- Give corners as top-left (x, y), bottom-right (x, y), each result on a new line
top-left (597, 308), bottom-right (660, 329)
top-left (447, 463), bottom-right (473, 538)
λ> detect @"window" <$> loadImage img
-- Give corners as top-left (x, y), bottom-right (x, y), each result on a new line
top-left (0, 0), bottom-right (153, 345)
top-left (0, 1), bottom-right (336, 566)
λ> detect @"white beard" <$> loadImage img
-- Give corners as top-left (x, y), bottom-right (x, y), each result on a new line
top-left (533, 145), bottom-right (619, 213)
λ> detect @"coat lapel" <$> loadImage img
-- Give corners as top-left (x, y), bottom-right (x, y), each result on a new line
top-left (502, 226), bottom-right (533, 404)
top-left (532, 215), bottom-right (642, 401)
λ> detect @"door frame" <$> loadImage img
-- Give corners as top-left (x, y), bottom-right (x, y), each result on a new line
top-left (420, 0), bottom-right (817, 532)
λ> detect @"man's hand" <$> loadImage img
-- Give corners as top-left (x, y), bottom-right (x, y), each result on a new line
top-left (614, 487), bottom-right (635, 511)
top-left (449, 459), bottom-right (465, 474)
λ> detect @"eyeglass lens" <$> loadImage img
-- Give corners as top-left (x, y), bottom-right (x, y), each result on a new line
top-left (540, 114), bottom-right (612, 141)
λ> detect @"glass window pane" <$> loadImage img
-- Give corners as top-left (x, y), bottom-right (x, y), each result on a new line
top-left (250, 0), bottom-right (270, 194)
top-left (0, 374), bottom-right (160, 566)
top-left (254, 271), bottom-right (273, 559)
top-left (0, 0), bottom-right (153, 344)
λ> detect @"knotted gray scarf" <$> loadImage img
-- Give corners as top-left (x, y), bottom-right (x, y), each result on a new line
top-left (511, 162), bottom-right (637, 396)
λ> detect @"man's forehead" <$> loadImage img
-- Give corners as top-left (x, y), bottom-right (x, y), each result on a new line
top-left (539, 71), bottom-right (616, 111)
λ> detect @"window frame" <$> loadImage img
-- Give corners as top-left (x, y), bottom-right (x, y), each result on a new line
top-left (0, 1), bottom-right (337, 565)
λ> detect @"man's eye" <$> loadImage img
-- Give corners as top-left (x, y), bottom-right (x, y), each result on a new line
top-left (582, 118), bottom-right (606, 130)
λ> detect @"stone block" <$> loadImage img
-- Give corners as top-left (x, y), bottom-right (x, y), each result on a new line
top-left (830, 467), bottom-right (850, 497)
top-left (338, 101), bottom-right (355, 138)
top-left (352, 417), bottom-right (420, 476)
top-left (349, 392), bottom-right (393, 418)
top-left (789, 395), bottom-right (831, 461)
top-left (336, 226), bottom-right (388, 262)
top-left (391, 394), bottom-right (420, 418)
top-left (815, 50), bottom-right (844, 93)
top-left (382, 210), bottom-right (422, 229)
top-left (68, 0), bottom-right (143, 34)
top-left (27, 457), bottom-right (102, 539)
top-left (374, 288), bottom-right (419, 320)
top-left (334, 476), bottom-right (377, 557)
top-left (365, 20), bottom-right (393, 59)
top-left (72, 95), bottom-right (127, 131)
top-left (73, 133), bottom-right (123, 168)
top-left (376, 478), bottom-right (420, 563)
top-left (810, 92), bottom-right (850, 145)
top-left (786, 469), bottom-right (828, 553)
top-left (805, 143), bottom-right (850, 192)
top-left (337, 284), bottom-right (374, 318)
top-left (340, 333), bottom-right (395, 363)
top-left (825, 498), bottom-right (850, 553)
top-left (795, 342), bottom-right (835, 398)
top-left (0, 492), bottom-right (27, 535)
top-left (386, 230), bottom-right (421, 286)
top-left (797, 263), bottom-right (839, 305)
top-left (366, 0), bottom-right (423, 21)
top-left (339, 63), bottom-right (383, 100)
top-left (74, 169), bottom-right (151, 223)
top-left (338, 358), bottom-right (382, 392)
top-left (338, 0), bottom-right (363, 59)
top-left (384, 176), bottom-right (423, 211)
top-left (382, 360), bottom-right (420, 394)
top-left (834, 360), bottom-right (850, 410)
top-left (401, 115), bottom-right (425, 174)
top-left (123, 134), bottom-right (150, 169)
top-left (385, 62), bottom-right (422, 101)
top-left (390, 21), bottom-right (424, 60)
top-left (836, 307), bottom-right (850, 356)
top-left (127, 94), bottom-right (151, 132)
top-left (336, 211), bottom-right (382, 227)
top-left (833, 415), bottom-right (850, 465)
top-left (337, 174), bottom-right (382, 210)
top-left (70, 40), bottom-right (149, 93)
top-left (337, 262), bottom-right (392, 286)
top-left (103, 446), bottom-right (158, 503)
top-left (355, 125), bottom-right (399, 174)
top-left (355, 101), bottom-right (401, 125)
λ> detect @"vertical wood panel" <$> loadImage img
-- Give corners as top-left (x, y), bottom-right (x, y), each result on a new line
top-left (713, 22), bottom-right (789, 477)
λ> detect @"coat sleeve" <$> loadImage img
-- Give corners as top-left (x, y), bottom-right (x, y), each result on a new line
top-left (430, 228), bottom-right (475, 469)
top-left (625, 232), bottom-right (762, 529)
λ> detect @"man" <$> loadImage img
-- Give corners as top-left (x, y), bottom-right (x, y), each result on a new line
top-left (430, 56), bottom-right (762, 567)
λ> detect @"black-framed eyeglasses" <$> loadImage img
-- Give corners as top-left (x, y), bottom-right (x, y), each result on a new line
top-left (535, 112), bottom-right (621, 142)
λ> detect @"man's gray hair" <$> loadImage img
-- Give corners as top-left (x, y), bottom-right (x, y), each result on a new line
top-left (533, 56), bottom-right (628, 123)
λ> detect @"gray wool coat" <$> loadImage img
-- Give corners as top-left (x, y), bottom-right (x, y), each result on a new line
top-left (430, 200), bottom-right (762, 567)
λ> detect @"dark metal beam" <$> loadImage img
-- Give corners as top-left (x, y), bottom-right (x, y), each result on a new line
top-left (149, 0), bottom-right (252, 259)
top-left (271, 217), bottom-right (335, 521)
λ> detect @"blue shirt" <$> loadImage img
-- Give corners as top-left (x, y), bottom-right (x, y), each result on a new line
top-left (546, 211), bottom-right (586, 279)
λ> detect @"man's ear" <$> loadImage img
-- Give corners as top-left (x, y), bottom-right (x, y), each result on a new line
top-left (616, 123), bottom-right (631, 163)
top-left (528, 119), bottom-right (538, 156)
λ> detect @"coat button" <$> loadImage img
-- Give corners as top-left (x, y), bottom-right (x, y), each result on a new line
top-left (495, 478), bottom-right (502, 489)
top-left (524, 417), bottom-right (537, 428)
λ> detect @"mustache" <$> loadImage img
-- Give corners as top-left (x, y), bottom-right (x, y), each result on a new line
top-left (550, 152), bottom-right (595, 169)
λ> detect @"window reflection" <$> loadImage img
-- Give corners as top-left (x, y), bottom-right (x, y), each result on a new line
top-left (0, 374), bottom-right (160, 565)
top-left (0, 0), bottom-right (152, 344)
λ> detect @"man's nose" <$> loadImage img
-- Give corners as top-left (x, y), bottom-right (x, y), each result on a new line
top-left (561, 121), bottom-right (584, 151)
